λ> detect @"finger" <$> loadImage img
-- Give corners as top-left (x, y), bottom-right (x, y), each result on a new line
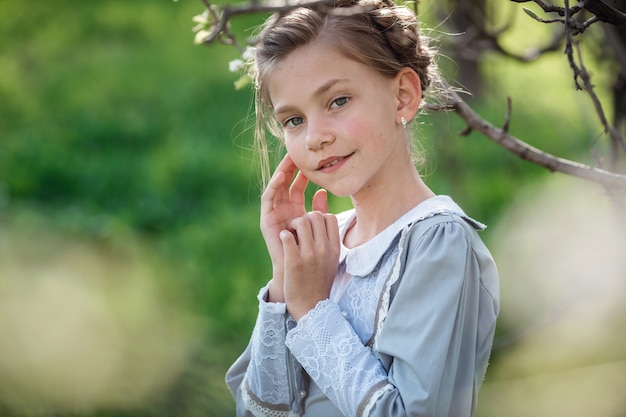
top-left (280, 229), bottom-right (299, 262)
top-left (261, 170), bottom-right (288, 213)
top-left (312, 189), bottom-right (329, 213)
top-left (261, 156), bottom-right (298, 211)
top-left (289, 216), bottom-right (313, 250)
top-left (276, 154), bottom-right (298, 199)
top-left (276, 154), bottom-right (298, 179)
top-left (308, 211), bottom-right (329, 243)
top-left (289, 170), bottom-right (309, 206)
top-left (324, 213), bottom-right (341, 249)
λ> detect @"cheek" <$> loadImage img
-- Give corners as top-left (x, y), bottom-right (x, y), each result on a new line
top-left (284, 140), bottom-right (306, 169)
top-left (342, 116), bottom-right (368, 137)
top-left (337, 114), bottom-right (372, 148)
top-left (346, 116), bottom-right (387, 151)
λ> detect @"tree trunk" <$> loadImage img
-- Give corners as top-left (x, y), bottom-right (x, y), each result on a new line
top-left (447, 0), bottom-right (487, 99)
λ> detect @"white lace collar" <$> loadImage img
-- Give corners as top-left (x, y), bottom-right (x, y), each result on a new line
top-left (336, 195), bottom-right (485, 277)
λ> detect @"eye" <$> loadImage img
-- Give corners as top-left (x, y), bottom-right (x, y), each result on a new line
top-left (284, 117), bottom-right (304, 129)
top-left (330, 97), bottom-right (349, 109)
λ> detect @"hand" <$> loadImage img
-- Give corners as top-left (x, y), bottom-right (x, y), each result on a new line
top-left (260, 155), bottom-right (309, 302)
top-left (280, 189), bottom-right (340, 321)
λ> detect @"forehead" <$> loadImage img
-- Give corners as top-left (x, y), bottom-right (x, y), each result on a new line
top-left (265, 42), bottom-right (384, 109)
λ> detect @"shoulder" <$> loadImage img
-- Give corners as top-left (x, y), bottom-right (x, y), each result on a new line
top-left (398, 195), bottom-right (486, 250)
top-left (404, 195), bottom-right (485, 232)
top-left (396, 199), bottom-right (497, 285)
top-left (402, 211), bottom-right (492, 265)
top-left (406, 212), bottom-right (477, 243)
top-left (399, 211), bottom-right (499, 303)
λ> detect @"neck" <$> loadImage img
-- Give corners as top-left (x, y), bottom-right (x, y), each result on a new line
top-left (344, 164), bottom-right (435, 248)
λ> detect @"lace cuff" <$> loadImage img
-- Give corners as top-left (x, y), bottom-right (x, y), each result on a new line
top-left (286, 299), bottom-right (388, 416)
top-left (244, 286), bottom-right (291, 410)
top-left (257, 286), bottom-right (287, 315)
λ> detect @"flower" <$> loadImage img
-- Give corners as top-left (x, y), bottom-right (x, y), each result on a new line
top-left (228, 59), bottom-right (244, 73)
top-left (242, 46), bottom-right (256, 61)
top-left (194, 30), bottom-right (210, 45)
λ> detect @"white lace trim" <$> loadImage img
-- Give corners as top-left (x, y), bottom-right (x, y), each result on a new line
top-left (246, 287), bottom-right (291, 406)
top-left (291, 298), bottom-right (333, 331)
top-left (371, 227), bottom-right (409, 351)
top-left (360, 382), bottom-right (394, 417)
top-left (257, 286), bottom-right (287, 315)
top-left (242, 375), bottom-right (291, 417)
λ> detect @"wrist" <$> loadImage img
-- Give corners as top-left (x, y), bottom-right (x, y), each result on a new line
top-left (287, 299), bottom-right (323, 322)
top-left (267, 278), bottom-right (285, 303)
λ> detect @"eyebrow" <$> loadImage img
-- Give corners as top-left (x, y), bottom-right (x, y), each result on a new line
top-left (273, 78), bottom-right (349, 116)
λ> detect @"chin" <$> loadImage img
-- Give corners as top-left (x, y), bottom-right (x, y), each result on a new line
top-left (325, 184), bottom-right (359, 199)
top-left (311, 176), bottom-right (360, 199)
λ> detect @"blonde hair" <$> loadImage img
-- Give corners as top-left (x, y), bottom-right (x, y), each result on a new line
top-left (251, 0), bottom-right (440, 185)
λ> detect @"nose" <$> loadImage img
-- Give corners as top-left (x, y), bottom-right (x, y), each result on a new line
top-left (305, 117), bottom-right (335, 151)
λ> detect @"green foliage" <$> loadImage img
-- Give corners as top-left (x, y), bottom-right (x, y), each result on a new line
top-left (0, 1), bottom-right (264, 415)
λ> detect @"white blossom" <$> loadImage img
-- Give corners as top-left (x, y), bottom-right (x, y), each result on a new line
top-left (229, 59), bottom-right (244, 73)
top-left (242, 46), bottom-right (256, 61)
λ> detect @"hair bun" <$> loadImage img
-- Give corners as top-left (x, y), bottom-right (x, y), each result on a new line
top-left (333, 0), bottom-right (395, 10)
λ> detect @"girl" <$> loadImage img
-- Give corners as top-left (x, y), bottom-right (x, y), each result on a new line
top-left (226, 1), bottom-right (500, 416)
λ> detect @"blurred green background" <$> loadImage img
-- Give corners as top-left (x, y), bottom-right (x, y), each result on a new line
top-left (1, 1), bottom-right (624, 416)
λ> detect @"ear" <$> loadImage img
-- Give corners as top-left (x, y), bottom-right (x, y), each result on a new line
top-left (394, 67), bottom-right (422, 125)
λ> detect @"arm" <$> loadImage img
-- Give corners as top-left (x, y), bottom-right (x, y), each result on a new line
top-left (368, 218), bottom-right (498, 417)
top-left (286, 217), bottom-right (498, 417)
top-left (227, 154), bottom-right (336, 416)
top-left (225, 287), bottom-right (292, 417)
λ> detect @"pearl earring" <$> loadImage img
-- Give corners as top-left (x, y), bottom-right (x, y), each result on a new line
top-left (401, 117), bottom-right (407, 129)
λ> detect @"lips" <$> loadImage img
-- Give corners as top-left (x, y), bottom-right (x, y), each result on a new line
top-left (317, 153), bottom-right (353, 170)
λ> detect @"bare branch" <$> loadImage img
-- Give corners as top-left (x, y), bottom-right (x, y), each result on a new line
top-left (562, 0), bottom-right (626, 157)
top-left (575, 42), bottom-right (625, 150)
top-left (583, 0), bottom-right (626, 26)
top-left (197, 0), bottom-right (337, 46)
top-left (564, 0), bottom-right (582, 90)
top-left (510, 0), bottom-right (584, 17)
top-left (521, 7), bottom-right (565, 24)
top-left (448, 1), bottom-right (584, 63)
top-left (447, 4), bottom-right (564, 63)
top-left (441, 83), bottom-right (626, 190)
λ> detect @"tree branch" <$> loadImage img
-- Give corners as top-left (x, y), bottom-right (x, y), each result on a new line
top-left (434, 83), bottom-right (626, 191)
top-left (450, 3), bottom-right (564, 63)
top-left (510, 0), bottom-right (584, 17)
top-left (196, 0), bottom-right (337, 46)
top-left (583, 0), bottom-right (626, 26)
top-left (563, 0), bottom-right (626, 158)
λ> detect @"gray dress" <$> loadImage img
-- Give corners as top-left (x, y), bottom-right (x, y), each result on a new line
top-left (226, 196), bottom-right (500, 417)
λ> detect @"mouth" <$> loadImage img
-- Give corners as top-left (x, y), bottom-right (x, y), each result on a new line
top-left (317, 153), bottom-right (353, 170)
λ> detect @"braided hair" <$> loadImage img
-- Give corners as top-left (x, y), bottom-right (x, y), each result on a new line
top-left (251, 0), bottom-right (439, 185)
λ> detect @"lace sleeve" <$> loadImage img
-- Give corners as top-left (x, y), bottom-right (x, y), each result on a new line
top-left (285, 299), bottom-right (389, 417)
top-left (228, 286), bottom-right (293, 417)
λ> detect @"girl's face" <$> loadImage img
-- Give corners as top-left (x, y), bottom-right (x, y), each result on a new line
top-left (266, 41), bottom-right (410, 199)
